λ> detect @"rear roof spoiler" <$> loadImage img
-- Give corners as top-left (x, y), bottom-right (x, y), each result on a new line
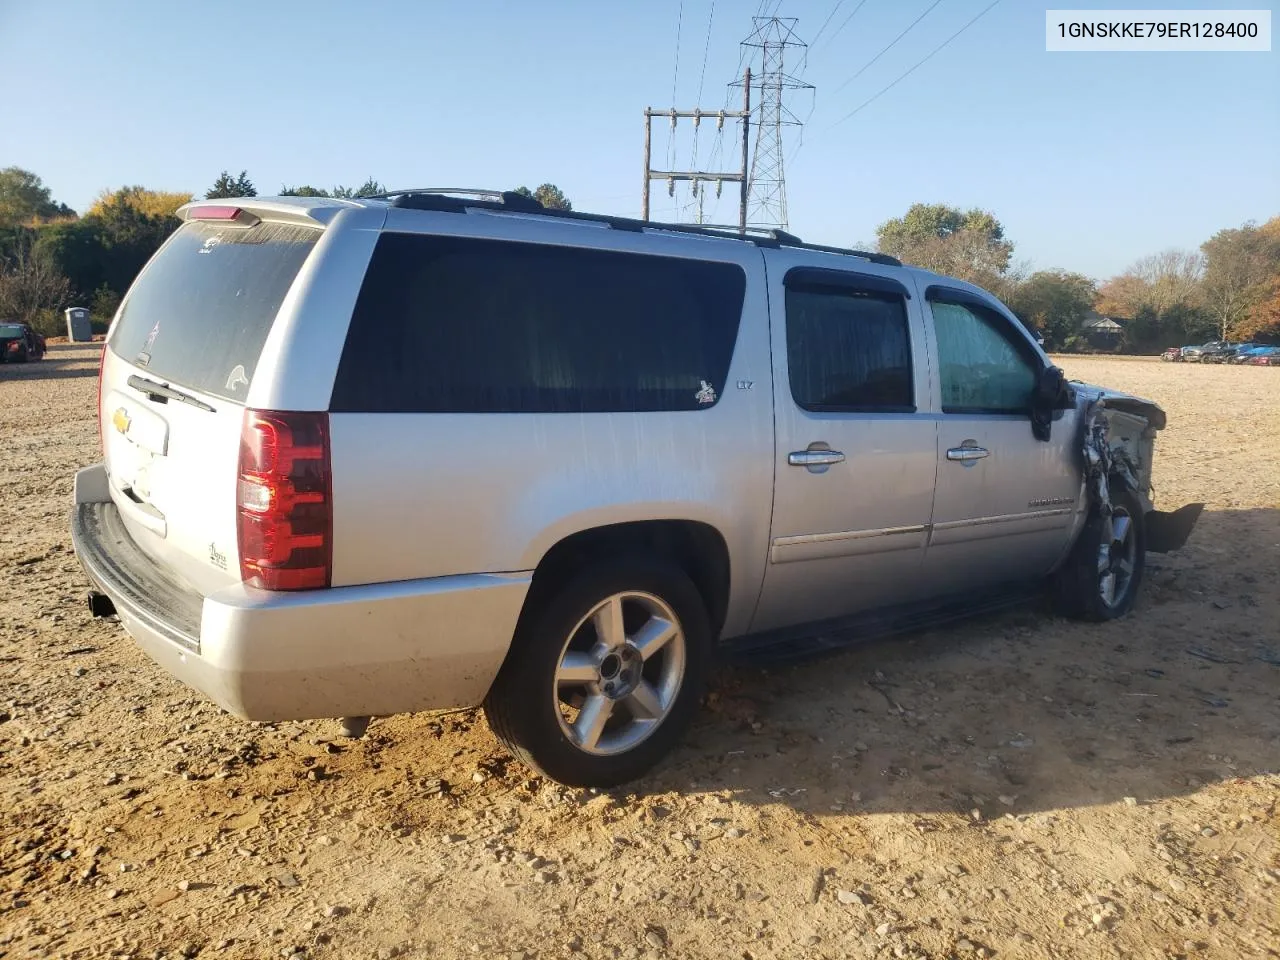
top-left (176, 196), bottom-right (358, 228)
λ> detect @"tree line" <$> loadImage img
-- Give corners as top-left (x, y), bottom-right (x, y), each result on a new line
top-left (875, 202), bottom-right (1280, 350)
top-left (0, 168), bottom-right (572, 337)
top-left (2, 163), bottom-right (1274, 350)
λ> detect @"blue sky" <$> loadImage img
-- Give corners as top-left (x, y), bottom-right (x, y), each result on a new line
top-left (2, 0), bottom-right (1276, 278)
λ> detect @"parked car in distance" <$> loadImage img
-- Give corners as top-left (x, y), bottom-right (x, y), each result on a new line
top-left (1180, 343), bottom-right (1206, 362)
top-left (1200, 341), bottom-right (1240, 364)
top-left (1161, 346), bottom-right (1183, 362)
top-left (70, 190), bottom-right (1203, 786)
top-left (1230, 344), bottom-right (1271, 363)
top-left (1243, 346), bottom-right (1280, 366)
top-left (1192, 343), bottom-right (1233, 363)
top-left (0, 321), bottom-right (46, 363)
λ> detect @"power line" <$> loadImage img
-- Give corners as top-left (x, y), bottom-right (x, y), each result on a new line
top-left (686, 1), bottom-right (719, 222)
top-left (668, 0), bottom-right (686, 179)
top-left (832, 0), bottom-right (946, 95)
top-left (808, 0), bottom-right (846, 51)
top-left (695, 0), bottom-right (716, 104)
top-left (830, 0), bottom-right (1002, 127)
top-left (815, 0), bottom-right (869, 55)
top-left (787, 88), bottom-right (819, 168)
top-left (670, 0), bottom-right (686, 107)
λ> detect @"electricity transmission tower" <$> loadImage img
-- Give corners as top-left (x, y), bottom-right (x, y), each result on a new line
top-left (734, 16), bottom-right (812, 231)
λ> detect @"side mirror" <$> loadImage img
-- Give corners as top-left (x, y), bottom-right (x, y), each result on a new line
top-left (1033, 365), bottom-right (1073, 410)
top-left (1030, 365), bottom-right (1073, 442)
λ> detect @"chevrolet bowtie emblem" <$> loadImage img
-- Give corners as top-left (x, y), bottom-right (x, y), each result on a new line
top-left (112, 407), bottom-right (131, 435)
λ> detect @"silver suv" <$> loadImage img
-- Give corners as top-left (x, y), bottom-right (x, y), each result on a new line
top-left (71, 189), bottom-right (1201, 786)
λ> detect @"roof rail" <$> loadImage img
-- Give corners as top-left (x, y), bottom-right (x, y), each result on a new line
top-left (364, 188), bottom-right (902, 267)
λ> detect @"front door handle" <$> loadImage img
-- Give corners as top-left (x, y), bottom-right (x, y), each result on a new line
top-left (788, 450), bottom-right (846, 467)
top-left (946, 444), bottom-right (989, 463)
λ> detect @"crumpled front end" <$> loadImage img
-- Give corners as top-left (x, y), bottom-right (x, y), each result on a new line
top-left (1074, 385), bottom-right (1202, 554)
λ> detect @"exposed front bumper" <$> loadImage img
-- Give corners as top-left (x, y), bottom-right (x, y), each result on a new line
top-left (71, 464), bottom-right (530, 722)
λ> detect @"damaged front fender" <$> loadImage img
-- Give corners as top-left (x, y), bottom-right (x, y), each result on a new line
top-left (1075, 385), bottom-right (1202, 554)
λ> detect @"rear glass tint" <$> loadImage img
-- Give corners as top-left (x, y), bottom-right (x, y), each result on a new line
top-left (330, 233), bottom-right (747, 414)
top-left (109, 220), bottom-right (319, 401)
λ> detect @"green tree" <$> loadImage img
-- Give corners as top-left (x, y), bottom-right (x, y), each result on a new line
top-left (205, 170), bottom-right (257, 199)
top-left (1201, 218), bottom-right (1280, 340)
top-left (88, 186), bottom-right (193, 219)
top-left (331, 178), bottom-right (385, 199)
top-left (285, 180), bottom-right (384, 199)
top-left (0, 167), bottom-right (75, 226)
top-left (1004, 270), bottom-right (1096, 349)
top-left (0, 239), bottom-right (72, 333)
top-left (35, 199), bottom-right (176, 301)
top-left (1234, 284), bottom-right (1280, 341)
top-left (1097, 249), bottom-right (1204, 319)
top-left (876, 203), bottom-right (1012, 283)
top-left (513, 183), bottom-right (572, 211)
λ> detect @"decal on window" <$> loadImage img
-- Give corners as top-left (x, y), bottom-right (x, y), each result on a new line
top-left (225, 364), bottom-right (249, 392)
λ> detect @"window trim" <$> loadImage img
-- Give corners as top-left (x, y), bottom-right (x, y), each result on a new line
top-left (783, 273), bottom-right (916, 415)
top-left (925, 287), bottom-right (1043, 417)
top-left (784, 266), bottom-right (912, 300)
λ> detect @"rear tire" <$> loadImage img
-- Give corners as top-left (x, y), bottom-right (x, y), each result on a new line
top-left (1054, 487), bottom-right (1146, 621)
top-left (484, 556), bottom-right (712, 787)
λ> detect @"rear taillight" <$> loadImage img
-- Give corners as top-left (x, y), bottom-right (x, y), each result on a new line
top-left (236, 410), bottom-right (332, 591)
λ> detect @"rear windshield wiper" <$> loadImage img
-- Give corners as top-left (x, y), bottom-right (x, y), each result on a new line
top-left (127, 374), bottom-right (216, 413)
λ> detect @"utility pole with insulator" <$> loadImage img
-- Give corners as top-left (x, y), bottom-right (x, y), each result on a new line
top-left (641, 67), bottom-right (752, 233)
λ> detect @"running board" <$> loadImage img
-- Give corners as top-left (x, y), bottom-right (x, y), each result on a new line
top-left (721, 585), bottom-right (1042, 666)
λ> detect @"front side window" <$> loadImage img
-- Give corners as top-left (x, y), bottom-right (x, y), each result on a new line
top-left (785, 283), bottom-right (914, 412)
top-left (330, 234), bottom-right (747, 414)
top-left (931, 299), bottom-right (1038, 414)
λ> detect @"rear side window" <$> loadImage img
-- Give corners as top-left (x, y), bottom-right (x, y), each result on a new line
top-left (784, 281), bottom-right (914, 412)
top-left (330, 234), bottom-right (747, 413)
top-left (109, 220), bottom-right (320, 401)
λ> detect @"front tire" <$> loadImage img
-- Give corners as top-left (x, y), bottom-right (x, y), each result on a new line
top-left (484, 557), bottom-right (712, 787)
top-left (1055, 487), bottom-right (1146, 621)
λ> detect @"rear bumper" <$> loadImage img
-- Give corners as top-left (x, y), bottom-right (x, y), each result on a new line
top-left (71, 463), bottom-right (530, 722)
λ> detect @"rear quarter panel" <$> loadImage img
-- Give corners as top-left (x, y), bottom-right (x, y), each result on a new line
top-left (327, 212), bottom-right (776, 639)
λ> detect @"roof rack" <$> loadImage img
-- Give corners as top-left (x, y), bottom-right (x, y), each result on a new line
top-left (366, 188), bottom-right (901, 267)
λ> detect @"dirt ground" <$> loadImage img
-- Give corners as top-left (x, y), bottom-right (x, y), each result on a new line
top-left (2, 344), bottom-right (1277, 960)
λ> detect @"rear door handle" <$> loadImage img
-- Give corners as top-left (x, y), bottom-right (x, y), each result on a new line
top-left (788, 450), bottom-right (846, 467)
top-left (946, 445), bottom-right (989, 462)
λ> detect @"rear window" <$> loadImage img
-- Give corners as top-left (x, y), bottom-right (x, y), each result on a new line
top-left (109, 220), bottom-right (319, 401)
top-left (330, 233), bottom-right (747, 413)
top-left (0, 324), bottom-right (25, 337)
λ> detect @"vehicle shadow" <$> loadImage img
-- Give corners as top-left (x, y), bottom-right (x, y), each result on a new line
top-left (637, 505), bottom-right (1279, 816)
